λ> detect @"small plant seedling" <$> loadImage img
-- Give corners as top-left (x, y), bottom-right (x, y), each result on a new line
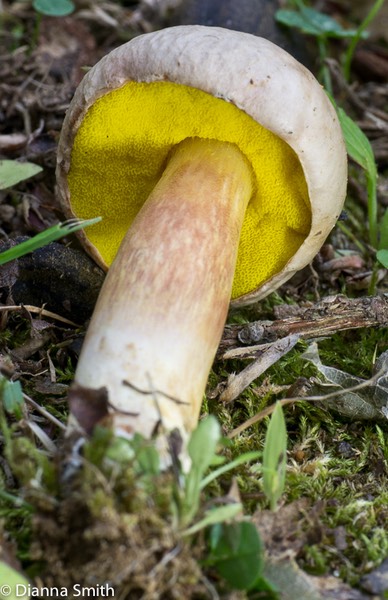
top-left (31, 0), bottom-right (75, 47)
top-left (0, 161), bottom-right (102, 267)
top-left (262, 402), bottom-right (287, 511)
top-left (180, 415), bottom-right (222, 527)
top-left (179, 416), bottom-right (260, 531)
top-left (32, 0), bottom-right (75, 17)
top-left (276, 1), bottom-right (361, 39)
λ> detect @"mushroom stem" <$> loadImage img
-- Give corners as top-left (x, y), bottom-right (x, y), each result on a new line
top-left (73, 137), bottom-right (253, 440)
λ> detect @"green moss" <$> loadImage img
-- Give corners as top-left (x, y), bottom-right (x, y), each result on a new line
top-left (1, 297), bottom-right (387, 594)
top-left (207, 311), bottom-right (388, 585)
top-left (319, 328), bottom-right (388, 377)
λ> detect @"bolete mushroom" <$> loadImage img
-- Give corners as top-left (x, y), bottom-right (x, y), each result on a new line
top-left (57, 25), bottom-right (347, 445)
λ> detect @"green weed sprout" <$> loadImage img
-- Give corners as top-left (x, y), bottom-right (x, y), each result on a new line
top-left (262, 402), bottom-right (287, 511)
top-left (336, 108), bottom-right (378, 248)
top-left (175, 416), bottom-right (273, 591)
top-left (206, 521), bottom-right (269, 592)
top-left (180, 416), bottom-right (260, 533)
top-left (198, 406), bottom-right (288, 591)
top-left (0, 159), bottom-right (101, 265)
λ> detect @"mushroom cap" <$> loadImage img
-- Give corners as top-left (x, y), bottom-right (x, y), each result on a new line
top-left (57, 25), bottom-right (347, 306)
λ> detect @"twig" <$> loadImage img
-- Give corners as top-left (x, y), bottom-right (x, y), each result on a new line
top-left (0, 304), bottom-right (79, 327)
top-left (23, 392), bottom-right (67, 431)
top-left (220, 294), bottom-right (388, 356)
top-left (219, 334), bottom-right (300, 404)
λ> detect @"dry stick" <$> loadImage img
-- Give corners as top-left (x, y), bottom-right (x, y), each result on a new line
top-left (23, 392), bottom-right (67, 431)
top-left (219, 333), bottom-right (300, 404)
top-left (220, 294), bottom-right (388, 356)
top-left (0, 304), bottom-right (79, 327)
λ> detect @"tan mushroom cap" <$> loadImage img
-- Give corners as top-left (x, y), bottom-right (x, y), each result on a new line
top-left (57, 25), bottom-right (347, 306)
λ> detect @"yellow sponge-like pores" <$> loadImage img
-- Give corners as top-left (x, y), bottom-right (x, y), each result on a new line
top-left (68, 81), bottom-right (311, 299)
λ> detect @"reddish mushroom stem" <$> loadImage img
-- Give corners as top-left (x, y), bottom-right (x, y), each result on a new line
top-left (74, 137), bottom-right (253, 440)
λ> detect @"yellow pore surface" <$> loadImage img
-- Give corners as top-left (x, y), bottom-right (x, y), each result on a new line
top-left (68, 81), bottom-right (311, 299)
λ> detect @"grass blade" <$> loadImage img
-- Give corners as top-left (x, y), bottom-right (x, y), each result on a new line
top-left (0, 217), bottom-right (101, 266)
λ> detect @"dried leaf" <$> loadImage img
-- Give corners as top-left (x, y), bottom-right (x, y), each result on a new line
top-left (68, 384), bottom-right (110, 435)
top-left (302, 342), bottom-right (388, 421)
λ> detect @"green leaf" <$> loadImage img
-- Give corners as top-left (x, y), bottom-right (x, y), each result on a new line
top-left (337, 108), bottom-right (376, 175)
top-left (0, 218), bottom-right (102, 266)
top-left (276, 7), bottom-right (360, 38)
top-left (182, 503), bottom-right (242, 537)
top-left (300, 6), bottom-right (360, 38)
top-left (136, 445), bottom-right (160, 476)
top-left (376, 249), bottom-right (388, 268)
top-left (105, 436), bottom-right (135, 465)
top-left (200, 450), bottom-right (261, 490)
top-left (0, 561), bottom-right (30, 599)
top-left (181, 416), bottom-right (221, 525)
top-left (208, 521), bottom-right (264, 590)
top-left (32, 0), bottom-right (75, 16)
top-left (276, 9), bottom-right (322, 36)
top-left (0, 376), bottom-right (24, 420)
top-left (0, 160), bottom-right (42, 190)
top-left (262, 402), bottom-right (287, 511)
top-left (188, 415), bottom-right (221, 474)
top-left (336, 106), bottom-right (378, 248)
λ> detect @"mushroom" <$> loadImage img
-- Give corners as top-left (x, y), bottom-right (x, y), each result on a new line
top-left (57, 25), bottom-right (347, 446)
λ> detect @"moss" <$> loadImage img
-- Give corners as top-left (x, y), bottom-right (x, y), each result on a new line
top-left (318, 328), bottom-right (388, 377)
top-left (0, 314), bottom-right (32, 349)
top-left (1, 291), bottom-right (386, 595)
top-left (206, 315), bottom-right (388, 585)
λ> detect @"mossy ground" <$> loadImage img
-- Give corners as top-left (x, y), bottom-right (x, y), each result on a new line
top-left (2, 315), bottom-right (387, 597)
top-left (208, 320), bottom-right (388, 587)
